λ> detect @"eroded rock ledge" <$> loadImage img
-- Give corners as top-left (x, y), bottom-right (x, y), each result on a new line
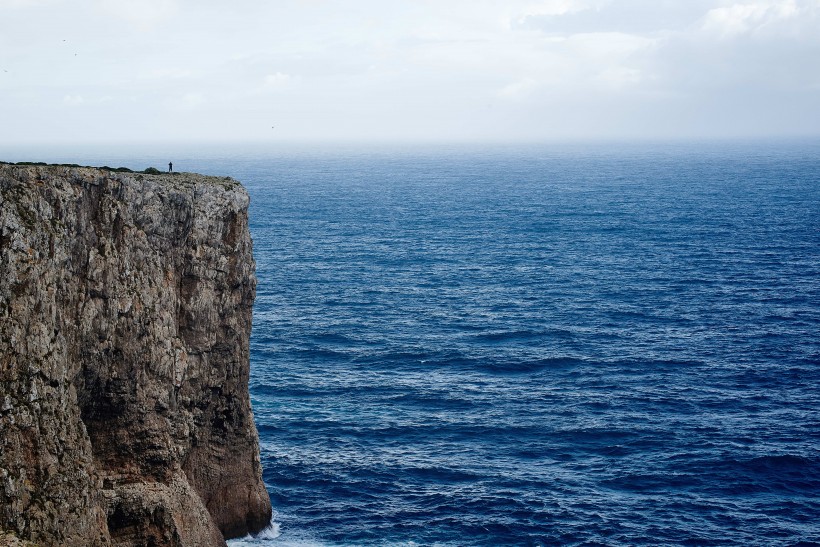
top-left (0, 164), bottom-right (271, 546)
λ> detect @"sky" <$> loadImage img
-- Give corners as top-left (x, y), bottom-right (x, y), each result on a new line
top-left (1, 0), bottom-right (819, 144)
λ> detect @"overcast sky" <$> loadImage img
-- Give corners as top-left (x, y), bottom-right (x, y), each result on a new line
top-left (1, 0), bottom-right (819, 144)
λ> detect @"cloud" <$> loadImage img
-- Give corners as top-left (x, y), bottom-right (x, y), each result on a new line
top-left (513, 0), bottom-right (594, 24)
top-left (498, 77), bottom-right (539, 100)
top-left (262, 72), bottom-right (300, 90)
top-left (61, 94), bottom-right (117, 107)
top-left (62, 94), bottom-right (84, 106)
top-left (565, 31), bottom-right (655, 58)
top-left (164, 92), bottom-right (206, 110)
top-left (516, 0), bottom-right (716, 34)
top-left (2, 0), bottom-right (819, 143)
top-left (97, 0), bottom-right (178, 30)
top-left (0, 0), bottom-right (53, 7)
top-left (701, 0), bottom-right (801, 36)
top-left (139, 68), bottom-right (195, 81)
top-left (596, 66), bottom-right (643, 88)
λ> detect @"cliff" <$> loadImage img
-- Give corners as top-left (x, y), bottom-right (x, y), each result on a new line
top-left (0, 164), bottom-right (272, 545)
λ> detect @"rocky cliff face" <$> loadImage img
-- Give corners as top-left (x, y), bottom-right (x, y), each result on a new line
top-left (0, 164), bottom-right (272, 546)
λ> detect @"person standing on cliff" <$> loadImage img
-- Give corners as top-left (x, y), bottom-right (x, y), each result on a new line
top-left (168, 162), bottom-right (173, 173)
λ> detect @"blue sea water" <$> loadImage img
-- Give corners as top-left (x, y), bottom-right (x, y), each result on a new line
top-left (6, 141), bottom-right (820, 545)
top-left (230, 141), bottom-right (820, 546)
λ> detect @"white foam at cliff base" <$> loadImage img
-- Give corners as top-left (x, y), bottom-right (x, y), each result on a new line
top-left (226, 518), bottom-right (333, 547)
top-left (226, 520), bottom-right (280, 545)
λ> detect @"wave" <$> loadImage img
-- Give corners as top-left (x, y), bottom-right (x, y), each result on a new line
top-left (227, 520), bottom-right (282, 546)
top-left (476, 356), bottom-right (584, 375)
top-left (471, 327), bottom-right (577, 343)
top-left (225, 518), bottom-right (337, 547)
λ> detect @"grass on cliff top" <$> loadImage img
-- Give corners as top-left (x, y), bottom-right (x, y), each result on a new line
top-left (1, 161), bottom-right (166, 175)
top-left (0, 161), bottom-right (239, 187)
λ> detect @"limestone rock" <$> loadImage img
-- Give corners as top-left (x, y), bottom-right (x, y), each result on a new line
top-left (0, 164), bottom-right (272, 545)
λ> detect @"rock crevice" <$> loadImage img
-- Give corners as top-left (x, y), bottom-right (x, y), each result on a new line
top-left (0, 164), bottom-right (271, 546)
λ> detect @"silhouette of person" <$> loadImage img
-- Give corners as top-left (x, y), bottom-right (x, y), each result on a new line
top-left (168, 162), bottom-right (173, 173)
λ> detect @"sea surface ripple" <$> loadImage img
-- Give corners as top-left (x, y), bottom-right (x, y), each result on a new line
top-left (83, 142), bottom-right (817, 547)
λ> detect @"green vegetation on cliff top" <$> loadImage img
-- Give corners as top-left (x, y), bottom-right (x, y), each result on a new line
top-left (0, 161), bottom-right (240, 190)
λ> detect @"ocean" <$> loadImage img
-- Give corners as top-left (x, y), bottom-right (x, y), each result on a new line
top-left (8, 141), bottom-right (820, 545)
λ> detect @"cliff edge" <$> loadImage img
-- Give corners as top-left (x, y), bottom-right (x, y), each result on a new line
top-left (0, 164), bottom-right (272, 546)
